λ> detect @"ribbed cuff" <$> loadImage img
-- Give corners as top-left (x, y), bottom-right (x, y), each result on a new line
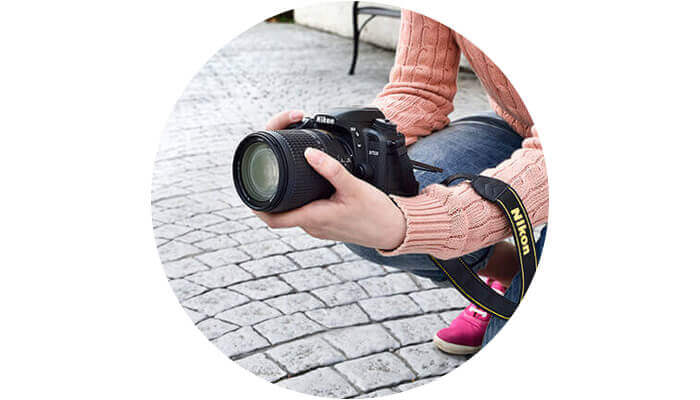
top-left (377, 193), bottom-right (452, 256)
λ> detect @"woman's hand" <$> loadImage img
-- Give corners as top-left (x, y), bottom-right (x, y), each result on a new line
top-left (265, 110), bottom-right (305, 130)
top-left (254, 147), bottom-right (407, 250)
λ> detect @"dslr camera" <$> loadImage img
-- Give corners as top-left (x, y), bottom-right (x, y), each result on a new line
top-left (232, 107), bottom-right (440, 213)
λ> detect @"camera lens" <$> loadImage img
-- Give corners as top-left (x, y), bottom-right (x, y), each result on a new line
top-left (239, 142), bottom-right (279, 202)
top-left (233, 130), bottom-right (350, 213)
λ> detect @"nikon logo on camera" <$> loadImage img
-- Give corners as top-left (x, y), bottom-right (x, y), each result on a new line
top-left (510, 207), bottom-right (531, 255)
top-left (314, 115), bottom-right (336, 125)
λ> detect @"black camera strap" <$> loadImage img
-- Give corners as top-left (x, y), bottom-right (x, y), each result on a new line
top-left (428, 174), bottom-right (538, 320)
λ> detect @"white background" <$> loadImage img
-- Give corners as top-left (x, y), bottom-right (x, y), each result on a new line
top-left (1, 0), bottom-right (698, 398)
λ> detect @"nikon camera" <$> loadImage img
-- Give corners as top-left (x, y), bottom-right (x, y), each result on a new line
top-left (233, 107), bottom-right (439, 213)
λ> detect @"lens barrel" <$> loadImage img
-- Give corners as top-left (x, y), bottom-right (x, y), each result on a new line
top-left (233, 129), bottom-right (349, 213)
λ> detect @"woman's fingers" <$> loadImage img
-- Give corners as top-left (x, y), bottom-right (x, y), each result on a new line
top-left (304, 148), bottom-right (358, 192)
top-left (265, 110), bottom-right (304, 130)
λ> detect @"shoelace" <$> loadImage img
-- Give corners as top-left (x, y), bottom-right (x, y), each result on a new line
top-left (467, 304), bottom-right (489, 319)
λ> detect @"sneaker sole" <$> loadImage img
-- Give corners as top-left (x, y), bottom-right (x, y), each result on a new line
top-left (432, 334), bottom-right (481, 355)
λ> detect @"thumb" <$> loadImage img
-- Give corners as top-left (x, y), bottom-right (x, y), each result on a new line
top-left (304, 148), bottom-right (357, 191)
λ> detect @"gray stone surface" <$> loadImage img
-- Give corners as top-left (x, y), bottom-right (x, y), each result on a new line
top-left (229, 276), bottom-right (293, 300)
top-left (382, 314), bottom-right (448, 346)
top-left (181, 288), bottom-right (249, 316)
top-left (278, 367), bottom-right (358, 398)
top-left (153, 21), bottom-right (488, 396)
top-left (213, 326), bottom-right (269, 358)
top-left (335, 352), bottom-right (416, 392)
top-left (265, 292), bottom-right (324, 314)
top-left (358, 294), bottom-right (422, 321)
top-left (196, 318), bottom-right (239, 339)
top-left (254, 313), bottom-right (324, 344)
top-left (305, 304), bottom-right (370, 328)
top-left (396, 342), bottom-right (467, 378)
top-left (323, 324), bottom-right (399, 358)
top-left (266, 337), bottom-right (344, 374)
top-left (216, 301), bottom-right (281, 326)
top-left (311, 282), bottom-right (368, 307)
top-left (237, 353), bottom-right (287, 382)
top-left (185, 265), bottom-right (252, 288)
top-left (358, 273), bottom-right (419, 297)
top-left (409, 288), bottom-right (469, 313)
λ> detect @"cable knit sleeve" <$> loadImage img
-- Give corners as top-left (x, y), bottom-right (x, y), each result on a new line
top-left (372, 11), bottom-right (460, 145)
top-left (380, 138), bottom-right (548, 259)
top-left (373, 10), bottom-right (549, 259)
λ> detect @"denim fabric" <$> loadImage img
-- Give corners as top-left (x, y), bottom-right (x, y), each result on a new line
top-left (345, 112), bottom-right (524, 281)
top-left (483, 226), bottom-right (547, 345)
top-left (344, 111), bottom-right (547, 342)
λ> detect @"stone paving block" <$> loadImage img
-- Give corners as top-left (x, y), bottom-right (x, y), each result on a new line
top-left (358, 295), bottom-right (422, 322)
top-left (176, 229), bottom-right (216, 244)
top-left (413, 275), bottom-right (440, 289)
top-left (409, 289), bottom-right (469, 313)
top-left (186, 265), bottom-right (252, 288)
top-left (184, 307), bottom-right (207, 324)
top-left (196, 318), bottom-right (238, 339)
top-left (328, 260), bottom-right (386, 281)
top-left (266, 337), bottom-right (344, 374)
top-left (356, 389), bottom-right (396, 398)
top-left (311, 281), bottom-right (368, 307)
top-left (323, 324), bottom-right (399, 359)
top-left (396, 342), bottom-right (467, 378)
top-left (240, 240), bottom-right (292, 259)
top-left (229, 276), bottom-right (292, 300)
top-left (267, 226), bottom-right (305, 237)
top-left (213, 326), bottom-right (269, 358)
top-left (305, 304), bottom-right (370, 328)
top-left (287, 247), bottom-right (341, 268)
top-left (330, 243), bottom-right (361, 261)
top-left (163, 258), bottom-right (208, 279)
top-left (159, 241), bottom-right (202, 263)
top-left (182, 288), bottom-right (249, 316)
top-left (153, 223), bottom-right (193, 240)
top-left (236, 353), bottom-right (287, 382)
top-left (265, 292), bottom-right (324, 314)
top-left (181, 213), bottom-right (227, 228)
top-left (280, 267), bottom-right (341, 291)
top-left (193, 235), bottom-right (238, 251)
top-left (254, 313), bottom-right (324, 344)
top-left (335, 352), bottom-right (416, 392)
top-left (239, 255), bottom-right (297, 277)
top-left (214, 207), bottom-right (254, 221)
top-left (203, 220), bottom-right (248, 234)
top-left (216, 301), bottom-right (281, 326)
top-left (196, 247), bottom-right (250, 268)
top-left (358, 273), bottom-right (419, 297)
top-left (281, 235), bottom-right (336, 251)
top-left (239, 216), bottom-right (268, 229)
top-left (395, 377), bottom-right (437, 392)
top-left (229, 228), bottom-right (278, 245)
top-left (169, 279), bottom-right (207, 301)
top-left (277, 367), bottom-right (358, 398)
top-left (382, 314), bottom-right (447, 346)
top-left (439, 310), bottom-right (461, 325)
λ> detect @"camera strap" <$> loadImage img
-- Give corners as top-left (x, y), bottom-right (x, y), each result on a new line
top-left (428, 174), bottom-right (538, 320)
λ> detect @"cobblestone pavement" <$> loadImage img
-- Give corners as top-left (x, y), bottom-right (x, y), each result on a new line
top-left (152, 22), bottom-right (489, 397)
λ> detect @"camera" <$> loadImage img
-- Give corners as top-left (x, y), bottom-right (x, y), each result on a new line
top-left (232, 107), bottom-right (440, 213)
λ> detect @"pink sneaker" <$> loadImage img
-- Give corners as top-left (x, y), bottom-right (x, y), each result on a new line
top-left (433, 279), bottom-right (506, 355)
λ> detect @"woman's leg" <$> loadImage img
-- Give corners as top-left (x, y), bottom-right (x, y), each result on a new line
top-left (344, 112), bottom-right (524, 282)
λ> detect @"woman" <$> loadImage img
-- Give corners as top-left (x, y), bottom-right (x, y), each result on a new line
top-left (256, 10), bottom-right (548, 354)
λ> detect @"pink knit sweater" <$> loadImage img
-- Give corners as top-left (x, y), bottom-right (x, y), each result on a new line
top-left (374, 10), bottom-right (549, 259)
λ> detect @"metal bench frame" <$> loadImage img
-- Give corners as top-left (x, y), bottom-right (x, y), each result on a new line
top-left (348, 1), bottom-right (400, 75)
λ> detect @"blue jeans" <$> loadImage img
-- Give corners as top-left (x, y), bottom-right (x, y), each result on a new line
top-left (345, 112), bottom-right (547, 344)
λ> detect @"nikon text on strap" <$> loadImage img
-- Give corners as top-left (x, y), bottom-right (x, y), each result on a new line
top-left (429, 174), bottom-right (538, 320)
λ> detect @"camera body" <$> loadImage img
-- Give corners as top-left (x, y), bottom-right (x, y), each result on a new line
top-left (289, 107), bottom-right (419, 197)
top-left (233, 107), bottom-right (420, 213)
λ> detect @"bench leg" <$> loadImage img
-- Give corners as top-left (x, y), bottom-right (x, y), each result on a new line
top-left (349, 1), bottom-right (359, 75)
